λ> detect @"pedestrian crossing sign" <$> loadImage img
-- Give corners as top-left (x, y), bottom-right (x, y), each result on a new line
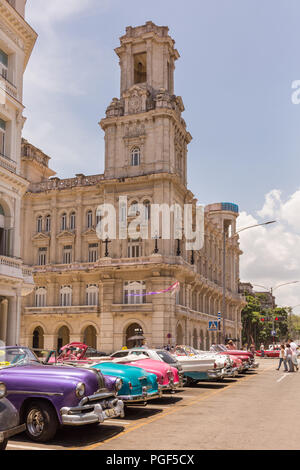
top-left (208, 321), bottom-right (218, 331)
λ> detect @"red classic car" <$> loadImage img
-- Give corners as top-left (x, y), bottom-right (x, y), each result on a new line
top-left (256, 348), bottom-right (280, 358)
top-left (210, 345), bottom-right (259, 371)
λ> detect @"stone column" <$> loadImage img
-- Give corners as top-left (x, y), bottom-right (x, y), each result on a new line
top-left (75, 193), bottom-right (82, 262)
top-left (7, 295), bottom-right (17, 345)
top-left (50, 195), bottom-right (57, 264)
top-left (99, 279), bottom-right (115, 353)
top-left (0, 299), bottom-right (8, 344)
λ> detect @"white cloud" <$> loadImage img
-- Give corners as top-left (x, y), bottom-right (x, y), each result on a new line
top-left (239, 189), bottom-right (300, 315)
top-left (27, 0), bottom-right (99, 29)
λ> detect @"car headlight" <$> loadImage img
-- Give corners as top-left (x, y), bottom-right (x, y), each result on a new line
top-left (0, 382), bottom-right (7, 399)
top-left (115, 378), bottom-right (123, 392)
top-left (75, 382), bottom-right (86, 398)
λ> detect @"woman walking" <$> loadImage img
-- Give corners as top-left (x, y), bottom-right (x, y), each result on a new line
top-left (285, 343), bottom-right (294, 372)
top-left (276, 344), bottom-right (288, 371)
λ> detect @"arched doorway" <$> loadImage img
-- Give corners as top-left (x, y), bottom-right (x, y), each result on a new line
top-left (125, 323), bottom-right (144, 348)
top-left (83, 325), bottom-right (97, 349)
top-left (176, 324), bottom-right (184, 345)
top-left (193, 328), bottom-right (198, 349)
top-left (32, 326), bottom-right (44, 349)
top-left (57, 326), bottom-right (70, 351)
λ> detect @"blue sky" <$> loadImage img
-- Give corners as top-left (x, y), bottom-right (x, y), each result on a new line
top-left (23, 0), bottom-right (300, 312)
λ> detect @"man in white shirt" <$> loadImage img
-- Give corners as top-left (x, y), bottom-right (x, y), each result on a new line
top-left (289, 339), bottom-right (299, 371)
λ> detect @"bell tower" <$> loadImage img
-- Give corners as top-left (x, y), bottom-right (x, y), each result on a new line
top-left (100, 22), bottom-right (192, 184)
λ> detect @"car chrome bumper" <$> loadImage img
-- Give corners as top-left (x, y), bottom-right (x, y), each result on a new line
top-left (0, 424), bottom-right (26, 442)
top-left (207, 368), bottom-right (224, 379)
top-left (120, 389), bottom-right (162, 404)
top-left (223, 367), bottom-right (238, 377)
top-left (160, 380), bottom-right (181, 391)
top-left (60, 395), bottom-right (124, 426)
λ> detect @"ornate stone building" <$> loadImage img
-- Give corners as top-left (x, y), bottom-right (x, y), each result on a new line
top-left (20, 22), bottom-right (244, 353)
top-left (0, 0), bottom-right (36, 345)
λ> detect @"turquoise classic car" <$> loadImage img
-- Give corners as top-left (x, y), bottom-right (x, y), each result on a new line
top-left (91, 362), bottom-right (161, 405)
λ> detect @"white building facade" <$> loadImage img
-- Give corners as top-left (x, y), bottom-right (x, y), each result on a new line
top-left (0, 0), bottom-right (36, 345)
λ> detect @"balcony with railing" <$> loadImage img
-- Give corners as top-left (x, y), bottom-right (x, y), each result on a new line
top-left (24, 305), bottom-right (100, 315)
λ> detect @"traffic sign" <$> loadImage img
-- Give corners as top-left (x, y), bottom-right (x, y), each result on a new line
top-left (271, 330), bottom-right (276, 336)
top-left (209, 321), bottom-right (218, 331)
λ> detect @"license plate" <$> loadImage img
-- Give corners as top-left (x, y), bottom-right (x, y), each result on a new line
top-left (105, 408), bottom-right (116, 418)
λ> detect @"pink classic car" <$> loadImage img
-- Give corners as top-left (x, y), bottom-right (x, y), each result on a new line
top-left (112, 353), bottom-right (181, 391)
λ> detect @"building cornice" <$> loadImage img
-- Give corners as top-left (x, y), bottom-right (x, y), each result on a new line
top-left (0, 0), bottom-right (37, 69)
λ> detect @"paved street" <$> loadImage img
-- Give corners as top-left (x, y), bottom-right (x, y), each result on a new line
top-left (6, 358), bottom-right (300, 451)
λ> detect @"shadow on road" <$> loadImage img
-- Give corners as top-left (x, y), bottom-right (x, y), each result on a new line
top-left (10, 423), bottom-right (127, 449)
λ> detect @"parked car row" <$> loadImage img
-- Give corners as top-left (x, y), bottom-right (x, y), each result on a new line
top-left (0, 342), bottom-right (259, 450)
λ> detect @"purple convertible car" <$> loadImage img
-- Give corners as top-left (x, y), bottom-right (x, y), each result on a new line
top-left (0, 346), bottom-right (124, 442)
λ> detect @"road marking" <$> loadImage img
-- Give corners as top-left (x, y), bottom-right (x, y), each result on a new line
top-left (7, 443), bottom-right (54, 451)
top-left (78, 368), bottom-right (269, 451)
top-left (277, 374), bottom-right (291, 383)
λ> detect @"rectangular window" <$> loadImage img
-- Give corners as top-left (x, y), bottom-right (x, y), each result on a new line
top-left (88, 243), bottom-right (98, 263)
top-left (0, 119), bottom-right (6, 156)
top-left (38, 248), bottom-right (47, 266)
top-left (128, 242), bottom-right (141, 258)
top-left (134, 53), bottom-right (147, 84)
top-left (0, 49), bottom-right (8, 80)
top-left (63, 245), bottom-right (72, 264)
top-left (124, 281), bottom-right (146, 305)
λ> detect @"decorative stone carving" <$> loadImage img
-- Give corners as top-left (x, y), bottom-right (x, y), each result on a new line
top-left (123, 85), bottom-right (151, 116)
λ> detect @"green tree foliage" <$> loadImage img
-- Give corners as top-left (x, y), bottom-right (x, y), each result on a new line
top-left (242, 295), bottom-right (289, 348)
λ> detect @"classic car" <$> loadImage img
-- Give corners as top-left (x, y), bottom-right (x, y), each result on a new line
top-left (91, 362), bottom-right (161, 405)
top-left (45, 345), bottom-right (162, 404)
top-left (171, 345), bottom-right (225, 384)
top-left (112, 353), bottom-right (181, 391)
top-left (48, 342), bottom-right (107, 364)
top-left (0, 381), bottom-right (26, 450)
top-left (194, 348), bottom-right (238, 378)
top-left (0, 346), bottom-right (124, 442)
top-left (110, 348), bottom-right (184, 386)
top-left (210, 344), bottom-right (259, 370)
top-left (256, 347), bottom-right (280, 358)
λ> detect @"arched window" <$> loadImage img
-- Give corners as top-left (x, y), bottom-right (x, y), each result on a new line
top-left (129, 201), bottom-right (139, 217)
top-left (57, 326), bottom-right (70, 351)
top-left (60, 285), bottom-right (72, 307)
top-left (83, 325), bottom-right (97, 349)
top-left (131, 147), bottom-right (140, 166)
top-left (32, 326), bottom-right (44, 350)
top-left (70, 212), bottom-right (76, 230)
top-left (87, 210), bottom-right (93, 228)
top-left (125, 323), bottom-right (144, 348)
top-left (37, 216), bottom-right (43, 233)
top-left (35, 287), bottom-right (47, 307)
top-left (61, 213), bottom-right (67, 231)
top-left (124, 281), bottom-right (146, 305)
top-left (45, 215), bottom-right (51, 233)
top-left (86, 284), bottom-right (99, 306)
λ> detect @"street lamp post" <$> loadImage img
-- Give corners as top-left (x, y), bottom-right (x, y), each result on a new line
top-left (222, 220), bottom-right (276, 344)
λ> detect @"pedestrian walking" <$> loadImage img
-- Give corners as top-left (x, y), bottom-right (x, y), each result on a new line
top-left (250, 343), bottom-right (256, 355)
top-left (260, 343), bottom-right (265, 358)
top-left (276, 344), bottom-right (288, 371)
top-left (289, 338), bottom-right (299, 371)
top-left (285, 343), bottom-right (294, 372)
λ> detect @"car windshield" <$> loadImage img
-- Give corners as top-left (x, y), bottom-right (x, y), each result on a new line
top-left (0, 347), bottom-right (40, 369)
top-left (210, 344), bottom-right (227, 352)
top-left (156, 350), bottom-right (177, 364)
